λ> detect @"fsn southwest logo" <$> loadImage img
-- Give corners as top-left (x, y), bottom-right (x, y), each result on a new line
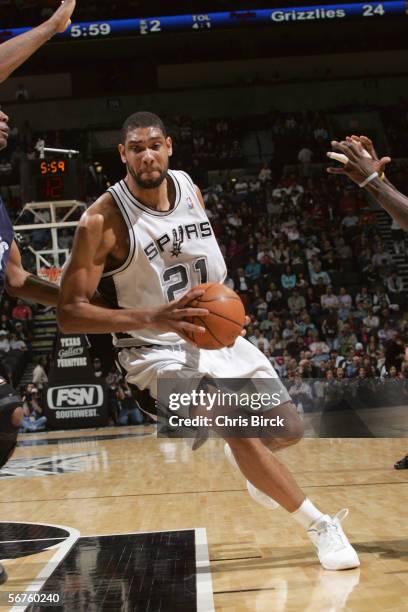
top-left (47, 385), bottom-right (104, 410)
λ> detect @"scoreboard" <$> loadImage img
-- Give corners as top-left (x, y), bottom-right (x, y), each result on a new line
top-left (22, 159), bottom-right (82, 202)
top-left (0, 3), bottom-right (406, 42)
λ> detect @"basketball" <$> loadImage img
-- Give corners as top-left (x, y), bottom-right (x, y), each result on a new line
top-left (185, 283), bottom-right (246, 349)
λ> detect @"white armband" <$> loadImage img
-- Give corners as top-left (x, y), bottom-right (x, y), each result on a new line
top-left (359, 172), bottom-right (379, 188)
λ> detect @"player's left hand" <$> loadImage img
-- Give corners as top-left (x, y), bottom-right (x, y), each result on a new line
top-left (239, 315), bottom-right (251, 337)
top-left (0, 111), bottom-right (9, 151)
top-left (326, 139), bottom-right (391, 186)
top-left (48, 0), bottom-right (76, 33)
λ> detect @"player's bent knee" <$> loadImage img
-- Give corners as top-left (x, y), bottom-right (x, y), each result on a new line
top-left (262, 401), bottom-right (305, 446)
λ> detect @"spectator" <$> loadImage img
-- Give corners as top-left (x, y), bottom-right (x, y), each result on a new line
top-left (116, 382), bottom-right (143, 426)
top-left (9, 332), bottom-right (27, 351)
top-left (32, 356), bottom-right (48, 391)
top-left (320, 286), bottom-right (339, 312)
top-left (309, 332), bottom-right (330, 358)
top-left (258, 163), bottom-right (272, 183)
top-left (281, 265), bottom-right (297, 291)
top-left (297, 146), bottom-right (313, 177)
top-left (363, 308), bottom-right (380, 331)
top-left (0, 331), bottom-right (10, 353)
top-left (310, 261), bottom-right (331, 286)
top-left (341, 211), bottom-right (359, 230)
top-left (245, 257), bottom-right (261, 284)
top-left (387, 271), bottom-right (404, 297)
top-left (288, 373), bottom-right (313, 413)
top-left (390, 218), bottom-right (405, 255)
top-left (11, 299), bottom-right (32, 325)
top-left (21, 385), bottom-right (47, 432)
top-left (288, 289), bottom-right (306, 316)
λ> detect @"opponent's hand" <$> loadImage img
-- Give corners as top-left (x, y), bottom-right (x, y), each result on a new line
top-left (326, 139), bottom-right (391, 186)
top-left (347, 134), bottom-right (380, 162)
top-left (150, 288), bottom-right (209, 346)
top-left (0, 111), bottom-right (9, 151)
top-left (48, 0), bottom-right (76, 33)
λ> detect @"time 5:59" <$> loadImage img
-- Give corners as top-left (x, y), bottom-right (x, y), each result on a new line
top-left (70, 23), bottom-right (112, 38)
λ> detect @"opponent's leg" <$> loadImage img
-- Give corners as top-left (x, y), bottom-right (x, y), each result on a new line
top-left (0, 378), bottom-right (24, 586)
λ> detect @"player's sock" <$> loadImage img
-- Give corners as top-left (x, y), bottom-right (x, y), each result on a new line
top-left (291, 497), bottom-right (324, 529)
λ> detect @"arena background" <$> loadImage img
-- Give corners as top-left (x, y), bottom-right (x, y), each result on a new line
top-left (1, 0), bottom-right (408, 429)
top-left (0, 2), bottom-right (407, 610)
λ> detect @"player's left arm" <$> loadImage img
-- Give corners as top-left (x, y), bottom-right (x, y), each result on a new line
top-left (195, 186), bottom-right (205, 209)
top-left (5, 240), bottom-right (110, 308)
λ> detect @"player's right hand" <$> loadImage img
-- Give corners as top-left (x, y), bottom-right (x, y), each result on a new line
top-left (0, 111), bottom-right (9, 151)
top-left (150, 288), bottom-right (209, 346)
top-left (48, 0), bottom-right (76, 33)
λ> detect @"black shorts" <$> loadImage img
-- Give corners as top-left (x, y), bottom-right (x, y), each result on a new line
top-left (0, 377), bottom-right (21, 468)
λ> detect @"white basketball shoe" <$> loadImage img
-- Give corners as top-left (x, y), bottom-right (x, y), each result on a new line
top-left (307, 509), bottom-right (360, 570)
top-left (224, 443), bottom-right (279, 510)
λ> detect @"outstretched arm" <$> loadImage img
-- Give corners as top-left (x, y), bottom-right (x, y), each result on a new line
top-left (0, 0), bottom-right (76, 83)
top-left (5, 240), bottom-right (59, 305)
top-left (5, 239), bottom-right (110, 308)
top-left (327, 139), bottom-right (408, 230)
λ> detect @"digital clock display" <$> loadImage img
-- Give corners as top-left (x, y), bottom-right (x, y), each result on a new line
top-left (36, 175), bottom-right (65, 200)
top-left (21, 159), bottom-right (83, 202)
top-left (40, 161), bottom-right (66, 175)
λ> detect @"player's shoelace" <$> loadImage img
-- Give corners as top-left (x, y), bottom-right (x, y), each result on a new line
top-left (309, 509), bottom-right (349, 554)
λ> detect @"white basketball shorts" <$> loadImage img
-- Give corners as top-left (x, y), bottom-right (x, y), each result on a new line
top-left (117, 336), bottom-right (291, 408)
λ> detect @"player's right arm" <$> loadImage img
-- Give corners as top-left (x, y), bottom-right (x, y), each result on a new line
top-left (0, 0), bottom-right (76, 83)
top-left (57, 204), bottom-right (209, 342)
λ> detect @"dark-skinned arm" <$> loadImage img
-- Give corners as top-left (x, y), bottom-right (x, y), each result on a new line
top-left (0, 0), bottom-right (76, 83)
top-left (5, 240), bottom-right (109, 307)
top-left (327, 139), bottom-right (408, 231)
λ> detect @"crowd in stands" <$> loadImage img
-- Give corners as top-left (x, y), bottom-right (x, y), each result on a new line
top-left (202, 165), bottom-right (408, 411)
top-left (0, 299), bottom-right (32, 387)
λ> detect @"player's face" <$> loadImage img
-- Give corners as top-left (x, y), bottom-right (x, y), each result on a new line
top-left (119, 127), bottom-right (173, 189)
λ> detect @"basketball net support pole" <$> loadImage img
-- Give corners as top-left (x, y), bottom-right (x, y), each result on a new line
top-left (37, 144), bottom-right (80, 159)
top-left (13, 200), bottom-right (87, 274)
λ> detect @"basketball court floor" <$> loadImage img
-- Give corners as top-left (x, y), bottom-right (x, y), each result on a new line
top-left (0, 426), bottom-right (407, 611)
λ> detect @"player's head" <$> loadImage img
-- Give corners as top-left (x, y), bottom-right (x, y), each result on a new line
top-left (119, 111), bottom-right (172, 189)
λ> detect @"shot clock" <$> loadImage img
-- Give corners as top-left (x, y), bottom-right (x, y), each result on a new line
top-left (21, 158), bottom-right (82, 202)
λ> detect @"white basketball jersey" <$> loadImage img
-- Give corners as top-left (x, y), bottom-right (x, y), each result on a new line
top-left (98, 170), bottom-right (227, 347)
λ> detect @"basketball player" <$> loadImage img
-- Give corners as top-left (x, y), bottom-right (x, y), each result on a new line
top-left (57, 112), bottom-right (360, 570)
top-left (0, 0), bottom-right (77, 584)
top-left (327, 135), bottom-right (408, 470)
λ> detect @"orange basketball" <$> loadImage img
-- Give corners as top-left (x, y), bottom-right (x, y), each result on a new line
top-left (185, 283), bottom-right (246, 349)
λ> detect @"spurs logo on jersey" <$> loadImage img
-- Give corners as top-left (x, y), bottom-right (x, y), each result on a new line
top-left (98, 170), bottom-right (227, 347)
top-left (144, 221), bottom-right (213, 261)
top-left (171, 226), bottom-right (184, 257)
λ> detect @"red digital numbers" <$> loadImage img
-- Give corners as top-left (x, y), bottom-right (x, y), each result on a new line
top-left (45, 176), bottom-right (63, 199)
